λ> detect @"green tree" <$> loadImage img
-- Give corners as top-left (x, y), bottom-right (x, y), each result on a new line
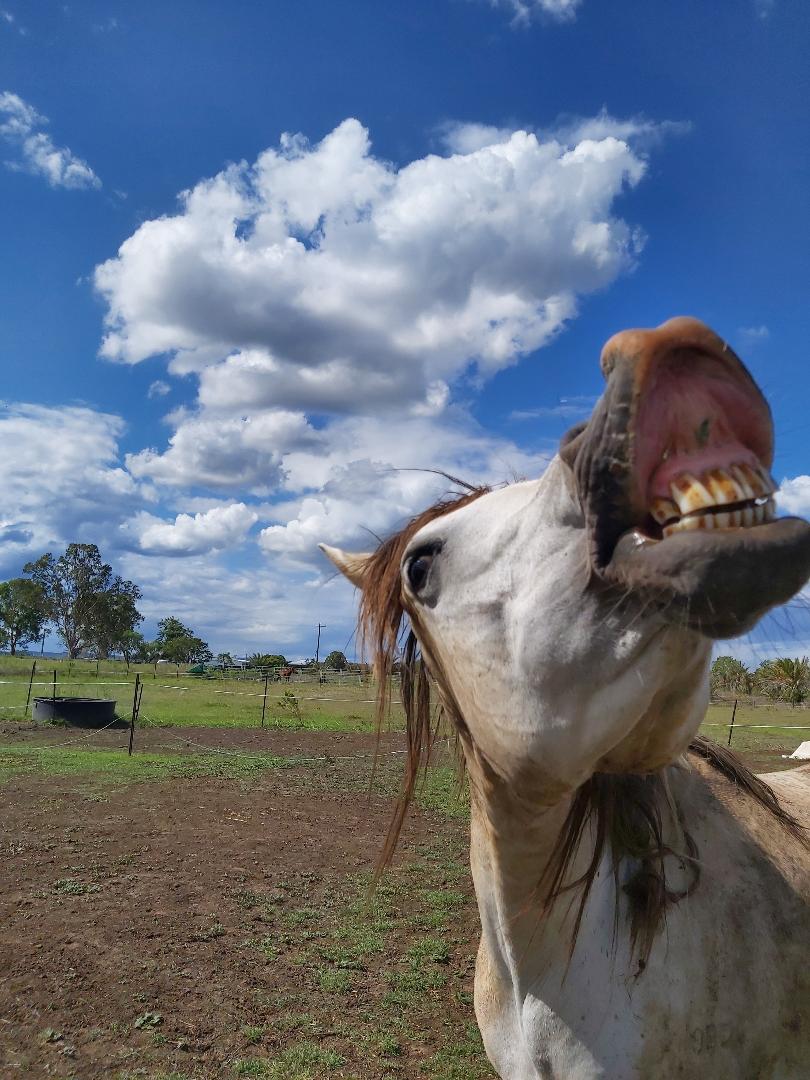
top-left (756, 657), bottom-right (810, 707)
top-left (324, 650), bottom-right (347, 671)
top-left (24, 544), bottom-right (142, 659)
top-left (247, 653), bottom-right (288, 670)
top-left (88, 581), bottom-right (143, 659)
top-left (119, 629), bottom-right (147, 665)
top-left (216, 652), bottom-right (234, 668)
top-left (710, 655), bottom-right (753, 696)
top-left (156, 617), bottom-right (212, 664)
top-left (0, 578), bottom-right (47, 655)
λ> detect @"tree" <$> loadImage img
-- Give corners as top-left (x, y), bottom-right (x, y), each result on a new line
top-left (24, 544), bottom-right (142, 659)
top-left (710, 655), bottom-right (753, 696)
top-left (216, 652), bottom-right (235, 668)
top-left (0, 578), bottom-right (47, 655)
top-left (247, 653), bottom-right (288, 669)
top-left (156, 616), bottom-right (212, 664)
top-left (119, 629), bottom-right (147, 665)
top-left (88, 581), bottom-right (143, 659)
top-left (324, 650), bottom-right (347, 671)
top-left (756, 657), bottom-right (810, 707)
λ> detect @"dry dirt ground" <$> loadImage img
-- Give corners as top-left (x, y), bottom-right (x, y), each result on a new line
top-left (0, 741), bottom-right (490, 1080)
top-left (0, 725), bottom-right (802, 1080)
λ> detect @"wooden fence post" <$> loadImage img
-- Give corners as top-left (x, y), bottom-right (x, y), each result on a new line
top-left (261, 674), bottom-right (269, 728)
top-left (727, 698), bottom-right (738, 747)
top-left (52, 669), bottom-right (57, 703)
top-left (128, 673), bottom-right (140, 756)
top-left (25, 660), bottom-right (36, 718)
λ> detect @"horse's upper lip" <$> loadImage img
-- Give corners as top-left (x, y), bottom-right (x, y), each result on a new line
top-left (562, 317), bottom-right (810, 637)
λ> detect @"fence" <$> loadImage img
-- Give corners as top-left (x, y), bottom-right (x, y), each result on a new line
top-left (0, 659), bottom-right (403, 744)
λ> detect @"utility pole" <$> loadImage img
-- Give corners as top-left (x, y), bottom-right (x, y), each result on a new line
top-left (315, 623), bottom-right (325, 666)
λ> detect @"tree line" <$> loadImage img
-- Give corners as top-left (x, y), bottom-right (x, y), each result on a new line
top-left (0, 543), bottom-right (213, 663)
top-left (0, 542), bottom-right (350, 671)
top-left (711, 655), bottom-right (810, 707)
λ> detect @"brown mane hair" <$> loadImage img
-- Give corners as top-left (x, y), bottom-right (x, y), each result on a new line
top-left (357, 489), bottom-right (806, 964)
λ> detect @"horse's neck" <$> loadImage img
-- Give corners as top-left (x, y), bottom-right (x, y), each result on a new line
top-left (468, 783), bottom-right (580, 973)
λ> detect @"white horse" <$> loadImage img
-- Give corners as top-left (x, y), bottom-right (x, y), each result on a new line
top-left (322, 318), bottom-right (810, 1079)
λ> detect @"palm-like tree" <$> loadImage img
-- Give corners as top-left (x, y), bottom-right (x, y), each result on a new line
top-left (756, 657), bottom-right (810, 707)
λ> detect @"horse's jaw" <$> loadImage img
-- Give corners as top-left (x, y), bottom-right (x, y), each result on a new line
top-left (564, 316), bottom-right (810, 638)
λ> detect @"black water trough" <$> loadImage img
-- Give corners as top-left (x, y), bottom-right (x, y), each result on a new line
top-left (33, 697), bottom-right (117, 727)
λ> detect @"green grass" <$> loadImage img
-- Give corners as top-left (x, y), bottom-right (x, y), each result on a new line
top-left (0, 743), bottom-right (470, 823)
top-left (0, 745), bottom-right (314, 785)
top-left (701, 701), bottom-right (810, 762)
top-left (0, 655), bottom-right (400, 731)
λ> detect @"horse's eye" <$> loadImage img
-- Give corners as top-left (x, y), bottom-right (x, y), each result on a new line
top-left (407, 553), bottom-right (434, 593)
top-left (405, 543), bottom-right (442, 594)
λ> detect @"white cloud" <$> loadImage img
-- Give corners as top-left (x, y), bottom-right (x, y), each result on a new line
top-left (0, 90), bottom-right (101, 190)
top-left (130, 503), bottom-right (258, 556)
top-left (738, 324), bottom-right (770, 347)
top-left (147, 379), bottom-right (171, 399)
top-left (777, 476), bottom-right (810, 518)
top-left (258, 411), bottom-right (552, 563)
top-left (116, 549), bottom-right (358, 657)
top-left (510, 394), bottom-right (597, 420)
top-left (95, 117), bottom-right (650, 417)
top-left (1, 9), bottom-right (26, 35)
top-left (0, 403), bottom-right (136, 572)
top-left (490, 0), bottom-right (583, 25)
top-left (126, 409), bottom-right (319, 493)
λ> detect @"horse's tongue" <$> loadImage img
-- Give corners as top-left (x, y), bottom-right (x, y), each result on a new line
top-left (605, 517), bottom-right (810, 639)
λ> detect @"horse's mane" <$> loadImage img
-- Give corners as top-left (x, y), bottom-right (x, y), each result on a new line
top-left (357, 488), bottom-right (806, 965)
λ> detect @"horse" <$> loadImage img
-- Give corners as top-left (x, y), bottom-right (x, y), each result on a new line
top-left (321, 318), bottom-right (810, 1079)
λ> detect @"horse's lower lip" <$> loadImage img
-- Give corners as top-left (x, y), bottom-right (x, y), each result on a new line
top-left (604, 516), bottom-right (810, 638)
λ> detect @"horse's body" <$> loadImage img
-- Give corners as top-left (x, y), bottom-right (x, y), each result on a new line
top-left (321, 319), bottom-right (810, 1079)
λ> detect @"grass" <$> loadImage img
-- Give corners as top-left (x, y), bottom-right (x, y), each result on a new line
top-left (226, 837), bottom-right (495, 1079)
top-left (0, 743), bottom-right (470, 823)
top-left (701, 701), bottom-right (810, 762)
top-left (0, 654), bottom-right (402, 731)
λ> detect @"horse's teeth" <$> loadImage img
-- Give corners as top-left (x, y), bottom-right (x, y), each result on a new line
top-left (669, 472), bottom-right (714, 514)
top-left (730, 464), bottom-right (756, 500)
top-left (736, 462), bottom-right (776, 498)
top-left (663, 513), bottom-right (715, 537)
top-left (654, 465), bottom-right (776, 535)
top-left (705, 468), bottom-right (743, 505)
top-left (650, 497), bottom-right (680, 524)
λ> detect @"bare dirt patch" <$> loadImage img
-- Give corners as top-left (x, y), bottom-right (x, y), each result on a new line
top-left (0, 766), bottom-right (489, 1080)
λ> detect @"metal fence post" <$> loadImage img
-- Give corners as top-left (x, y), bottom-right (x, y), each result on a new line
top-left (727, 699), bottom-right (738, 747)
top-left (25, 660), bottom-right (36, 718)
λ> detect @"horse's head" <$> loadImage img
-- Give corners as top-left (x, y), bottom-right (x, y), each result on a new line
top-left (321, 318), bottom-right (810, 791)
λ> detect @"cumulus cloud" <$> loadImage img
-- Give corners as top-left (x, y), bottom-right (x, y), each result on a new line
top-left (126, 409), bottom-right (319, 493)
top-left (130, 502), bottom-right (258, 556)
top-left (0, 91), bottom-right (101, 190)
top-left (95, 117), bottom-right (649, 419)
top-left (778, 476), bottom-right (810, 518)
top-left (116, 549), bottom-right (359, 657)
top-left (0, 403), bottom-right (137, 573)
top-left (258, 411), bottom-right (552, 563)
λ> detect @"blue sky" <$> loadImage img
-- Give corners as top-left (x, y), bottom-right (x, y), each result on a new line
top-left (1, 0), bottom-right (808, 662)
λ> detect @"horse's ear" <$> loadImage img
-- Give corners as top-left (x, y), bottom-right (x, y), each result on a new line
top-left (319, 544), bottom-right (373, 589)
